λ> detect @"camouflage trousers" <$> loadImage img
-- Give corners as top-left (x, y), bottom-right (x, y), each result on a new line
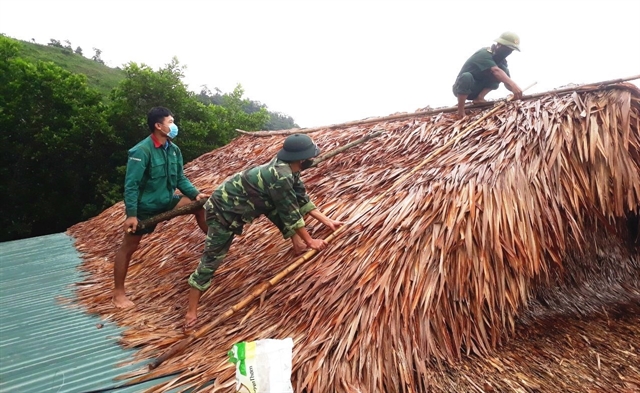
top-left (188, 216), bottom-right (235, 291)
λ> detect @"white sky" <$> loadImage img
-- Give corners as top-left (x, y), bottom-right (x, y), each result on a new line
top-left (1, 0), bottom-right (639, 128)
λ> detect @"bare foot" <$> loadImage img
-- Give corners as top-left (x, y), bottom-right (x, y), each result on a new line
top-left (112, 293), bottom-right (135, 309)
top-left (472, 98), bottom-right (487, 104)
top-left (184, 311), bottom-right (198, 330)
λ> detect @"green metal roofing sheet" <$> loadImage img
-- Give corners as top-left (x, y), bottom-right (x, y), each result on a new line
top-left (0, 233), bottom-right (171, 393)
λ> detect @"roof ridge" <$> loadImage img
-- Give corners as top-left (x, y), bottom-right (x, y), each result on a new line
top-left (238, 74), bottom-right (640, 137)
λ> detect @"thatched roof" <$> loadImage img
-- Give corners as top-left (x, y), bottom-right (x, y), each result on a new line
top-left (68, 81), bottom-right (640, 392)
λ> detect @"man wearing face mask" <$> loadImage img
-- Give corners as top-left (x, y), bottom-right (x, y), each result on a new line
top-left (183, 133), bottom-right (343, 328)
top-left (113, 106), bottom-right (208, 309)
top-left (452, 32), bottom-right (524, 119)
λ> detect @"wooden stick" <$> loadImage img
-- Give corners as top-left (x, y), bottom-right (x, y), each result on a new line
top-left (131, 130), bottom-right (385, 232)
top-left (132, 200), bottom-right (206, 232)
top-left (236, 75), bottom-right (640, 137)
top-left (308, 130), bottom-right (384, 168)
top-left (117, 232), bottom-right (347, 389)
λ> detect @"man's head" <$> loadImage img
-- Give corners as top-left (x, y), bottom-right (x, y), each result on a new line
top-left (147, 106), bottom-right (174, 135)
top-left (277, 134), bottom-right (320, 168)
top-left (492, 32), bottom-right (520, 63)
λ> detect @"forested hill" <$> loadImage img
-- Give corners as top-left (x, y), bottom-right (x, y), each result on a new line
top-left (12, 36), bottom-right (298, 130)
top-left (14, 38), bottom-right (124, 97)
top-left (0, 34), bottom-right (296, 241)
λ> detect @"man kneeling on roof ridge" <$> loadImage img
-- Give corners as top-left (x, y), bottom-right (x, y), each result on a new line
top-left (184, 134), bottom-right (344, 329)
top-left (452, 31), bottom-right (524, 119)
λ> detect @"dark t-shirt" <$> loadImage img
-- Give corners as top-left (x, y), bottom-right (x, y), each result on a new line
top-left (456, 47), bottom-right (510, 87)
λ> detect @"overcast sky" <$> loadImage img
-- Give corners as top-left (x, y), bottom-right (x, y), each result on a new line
top-left (2, 0), bottom-right (639, 128)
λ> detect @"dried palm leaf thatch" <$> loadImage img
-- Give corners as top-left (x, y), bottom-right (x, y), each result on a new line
top-left (67, 83), bottom-right (640, 392)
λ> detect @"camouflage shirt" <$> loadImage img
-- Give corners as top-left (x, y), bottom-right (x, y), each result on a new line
top-left (204, 157), bottom-right (316, 238)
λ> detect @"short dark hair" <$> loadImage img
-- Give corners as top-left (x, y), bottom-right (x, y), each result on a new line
top-left (147, 107), bottom-right (173, 132)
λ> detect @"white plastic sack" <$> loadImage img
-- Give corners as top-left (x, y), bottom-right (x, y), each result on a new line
top-left (228, 337), bottom-right (294, 393)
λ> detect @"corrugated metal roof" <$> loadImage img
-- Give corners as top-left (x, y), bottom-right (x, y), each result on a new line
top-left (0, 233), bottom-right (172, 393)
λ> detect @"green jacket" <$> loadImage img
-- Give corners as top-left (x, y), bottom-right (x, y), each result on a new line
top-left (124, 135), bottom-right (199, 217)
top-left (204, 157), bottom-right (316, 238)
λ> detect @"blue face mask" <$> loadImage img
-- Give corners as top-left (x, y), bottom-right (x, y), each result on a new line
top-left (167, 124), bottom-right (179, 139)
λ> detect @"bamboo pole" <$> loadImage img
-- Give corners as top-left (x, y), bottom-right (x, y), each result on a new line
top-left (147, 229), bottom-right (344, 371)
top-left (236, 75), bottom-right (640, 137)
top-left (308, 129), bottom-right (384, 168)
top-left (116, 230), bottom-right (346, 389)
top-left (139, 83), bottom-right (537, 376)
top-left (132, 130), bottom-right (385, 232)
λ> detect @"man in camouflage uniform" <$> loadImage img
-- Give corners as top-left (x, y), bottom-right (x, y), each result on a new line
top-left (184, 134), bottom-right (343, 328)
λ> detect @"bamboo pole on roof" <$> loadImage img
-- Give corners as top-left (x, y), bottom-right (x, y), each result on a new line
top-left (237, 75), bottom-right (640, 137)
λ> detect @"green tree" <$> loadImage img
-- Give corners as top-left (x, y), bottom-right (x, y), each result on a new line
top-left (196, 86), bottom-right (296, 131)
top-left (107, 59), bottom-right (268, 167)
top-left (196, 85), bottom-right (223, 106)
top-left (63, 39), bottom-right (73, 54)
top-left (92, 47), bottom-right (104, 64)
top-left (210, 84), bottom-right (270, 143)
top-left (0, 36), bottom-right (117, 241)
top-left (47, 38), bottom-right (63, 48)
top-left (1, 38), bottom-right (275, 240)
top-left (107, 59), bottom-right (202, 161)
top-left (265, 112), bottom-right (299, 130)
